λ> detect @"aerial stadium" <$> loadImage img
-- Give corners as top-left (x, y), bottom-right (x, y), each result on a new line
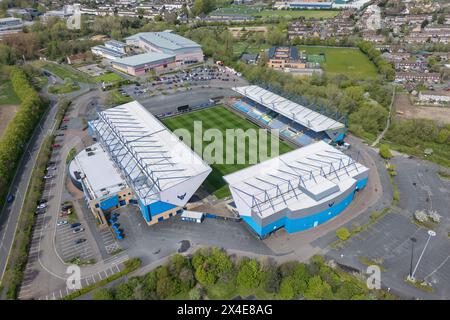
top-left (69, 84), bottom-right (368, 238)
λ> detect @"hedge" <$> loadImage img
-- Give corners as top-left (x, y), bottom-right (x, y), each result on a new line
top-left (62, 258), bottom-right (142, 300)
top-left (0, 67), bottom-right (47, 212)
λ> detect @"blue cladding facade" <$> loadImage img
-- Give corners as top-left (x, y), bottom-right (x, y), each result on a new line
top-left (139, 199), bottom-right (151, 222)
top-left (138, 200), bottom-right (177, 223)
top-left (243, 178), bottom-right (368, 237)
top-left (100, 195), bottom-right (119, 210)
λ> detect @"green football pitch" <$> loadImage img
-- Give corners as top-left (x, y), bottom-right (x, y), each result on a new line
top-left (163, 105), bottom-right (293, 198)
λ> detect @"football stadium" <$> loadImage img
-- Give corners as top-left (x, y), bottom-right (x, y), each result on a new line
top-left (69, 85), bottom-right (368, 238)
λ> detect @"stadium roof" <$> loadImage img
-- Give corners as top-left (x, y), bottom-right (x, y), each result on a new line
top-left (126, 32), bottom-right (201, 51)
top-left (233, 85), bottom-right (345, 132)
top-left (89, 101), bottom-right (211, 206)
top-left (73, 143), bottom-right (128, 200)
top-left (224, 141), bottom-right (368, 218)
top-left (112, 52), bottom-right (175, 67)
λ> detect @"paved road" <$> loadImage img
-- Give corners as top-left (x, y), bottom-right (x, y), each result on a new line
top-left (138, 88), bottom-right (238, 116)
top-left (0, 100), bottom-right (58, 291)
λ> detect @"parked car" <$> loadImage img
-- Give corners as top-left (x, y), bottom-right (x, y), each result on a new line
top-left (57, 220), bottom-right (68, 226)
top-left (72, 227), bottom-right (84, 234)
top-left (55, 133), bottom-right (64, 137)
top-left (74, 238), bottom-right (86, 245)
top-left (37, 199), bottom-right (47, 205)
top-left (6, 194), bottom-right (15, 203)
top-left (35, 208), bottom-right (46, 215)
top-left (37, 203), bottom-right (47, 209)
top-left (52, 144), bottom-right (61, 148)
top-left (46, 166), bottom-right (56, 171)
top-left (70, 222), bottom-right (81, 229)
top-left (61, 204), bottom-right (73, 210)
top-left (43, 175), bottom-right (53, 179)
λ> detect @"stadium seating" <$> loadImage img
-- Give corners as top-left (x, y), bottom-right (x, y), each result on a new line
top-left (269, 117), bottom-right (286, 130)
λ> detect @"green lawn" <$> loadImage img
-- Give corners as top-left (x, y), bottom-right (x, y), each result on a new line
top-left (37, 62), bottom-right (93, 83)
top-left (48, 82), bottom-right (80, 94)
top-left (299, 46), bottom-right (379, 79)
top-left (254, 9), bottom-right (339, 19)
top-left (106, 89), bottom-right (133, 107)
top-left (94, 72), bottom-right (124, 83)
top-left (162, 105), bottom-right (293, 198)
top-left (212, 6), bottom-right (338, 19)
top-left (0, 78), bottom-right (21, 105)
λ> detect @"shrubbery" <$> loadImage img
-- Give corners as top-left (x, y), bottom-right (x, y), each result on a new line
top-left (0, 67), bottom-right (46, 211)
top-left (92, 249), bottom-right (393, 300)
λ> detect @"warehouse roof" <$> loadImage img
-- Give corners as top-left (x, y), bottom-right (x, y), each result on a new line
top-left (224, 141), bottom-right (368, 218)
top-left (126, 32), bottom-right (201, 51)
top-left (89, 101), bottom-right (211, 206)
top-left (233, 85), bottom-right (345, 132)
top-left (112, 52), bottom-right (175, 67)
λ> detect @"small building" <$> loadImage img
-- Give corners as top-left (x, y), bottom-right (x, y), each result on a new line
top-left (240, 53), bottom-right (259, 65)
top-left (111, 52), bottom-right (176, 76)
top-left (67, 52), bottom-right (89, 65)
top-left (267, 46), bottom-right (306, 71)
top-left (0, 17), bottom-right (23, 35)
top-left (91, 45), bottom-right (127, 60)
top-left (104, 40), bottom-right (129, 54)
top-left (181, 210), bottom-right (204, 223)
top-left (418, 90), bottom-right (450, 105)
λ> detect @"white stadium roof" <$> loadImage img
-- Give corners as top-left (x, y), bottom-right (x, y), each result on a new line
top-left (232, 85), bottom-right (345, 132)
top-left (90, 101), bottom-right (211, 206)
top-left (224, 141), bottom-right (368, 218)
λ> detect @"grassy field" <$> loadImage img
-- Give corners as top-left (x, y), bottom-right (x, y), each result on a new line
top-left (0, 75), bottom-right (20, 105)
top-left (163, 105), bottom-right (293, 198)
top-left (212, 6), bottom-right (339, 19)
top-left (299, 46), bottom-right (378, 79)
top-left (48, 82), bottom-right (80, 94)
top-left (36, 62), bottom-right (93, 83)
top-left (255, 9), bottom-right (339, 19)
top-left (94, 72), bottom-right (124, 83)
top-left (105, 89), bottom-right (133, 107)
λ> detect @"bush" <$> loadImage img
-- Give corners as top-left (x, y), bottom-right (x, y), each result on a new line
top-left (379, 144), bottom-right (392, 159)
top-left (336, 227), bottom-right (351, 241)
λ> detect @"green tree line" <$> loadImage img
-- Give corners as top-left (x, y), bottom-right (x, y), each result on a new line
top-left (0, 67), bottom-right (47, 210)
top-left (92, 248), bottom-right (394, 300)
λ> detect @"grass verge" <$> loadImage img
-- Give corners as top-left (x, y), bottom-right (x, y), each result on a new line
top-left (62, 258), bottom-right (141, 300)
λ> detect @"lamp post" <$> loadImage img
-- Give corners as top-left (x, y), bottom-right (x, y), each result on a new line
top-left (408, 230), bottom-right (436, 282)
top-left (408, 237), bottom-right (417, 280)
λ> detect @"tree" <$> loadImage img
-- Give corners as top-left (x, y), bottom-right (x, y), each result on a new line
top-left (236, 259), bottom-right (261, 289)
top-left (336, 227), bottom-right (351, 241)
top-left (189, 287), bottom-right (203, 300)
top-left (304, 276), bottom-right (333, 300)
top-left (92, 288), bottom-right (114, 300)
top-left (263, 265), bottom-right (281, 294)
top-left (279, 277), bottom-right (295, 299)
top-left (379, 144), bottom-right (392, 159)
